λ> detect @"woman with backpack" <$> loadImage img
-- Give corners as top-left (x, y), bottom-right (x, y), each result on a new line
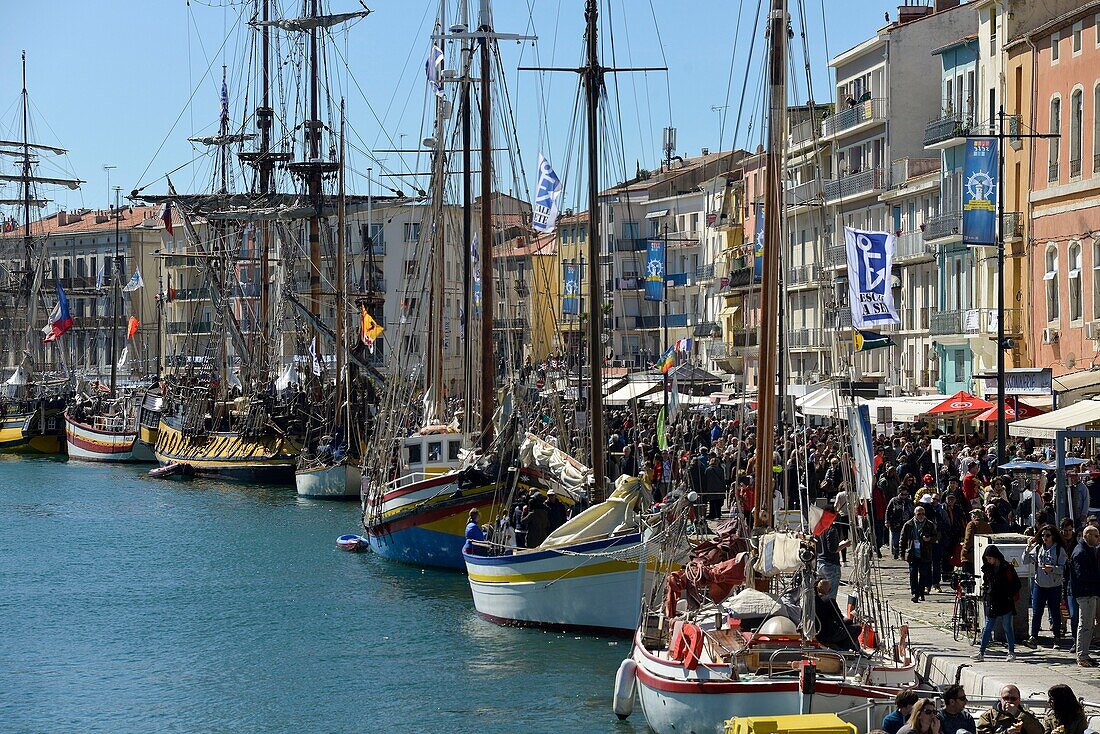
top-left (1025, 524), bottom-right (1067, 646)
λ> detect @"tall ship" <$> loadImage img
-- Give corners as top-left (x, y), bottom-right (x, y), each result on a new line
top-left (138, 1), bottom-right (373, 482)
top-left (0, 52), bottom-right (84, 455)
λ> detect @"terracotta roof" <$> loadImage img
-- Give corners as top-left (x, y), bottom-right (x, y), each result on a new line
top-left (494, 231), bottom-right (558, 258)
top-left (0, 206), bottom-right (163, 240)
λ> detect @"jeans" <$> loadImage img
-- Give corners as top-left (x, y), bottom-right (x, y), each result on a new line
top-left (908, 559), bottom-right (931, 598)
top-left (890, 526), bottom-right (903, 557)
top-left (1076, 595), bottom-right (1098, 661)
top-left (820, 561), bottom-right (841, 602)
top-left (1030, 584), bottom-right (1063, 637)
top-left (979, 610), bottom-right (1015, 655)
top-left (1068, 589), bottom-right (1080, 638)
top-left (873, 519), bottom-right (886, 555)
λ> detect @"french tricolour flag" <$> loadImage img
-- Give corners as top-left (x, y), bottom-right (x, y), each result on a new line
top-left (807, 505), bottom-right (837, 537)
top-left (42, 282), bottom-right (74, 343)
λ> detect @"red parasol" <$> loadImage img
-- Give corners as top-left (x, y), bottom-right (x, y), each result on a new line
top-left (974, 396), bottom-right (1047, 422)
top-left (926, 390), bottom-right (994, 414)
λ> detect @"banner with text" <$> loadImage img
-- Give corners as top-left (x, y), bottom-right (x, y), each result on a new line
top-left (753, 204), bottom-right (765, 280)
top-left (562, 262), bottom-right (579, 315)
top-left (963, 137), bottom-right (998, 245)
top-left (844, 227), bottom-right (900, 329)
top-left (532, 153), bottom-right (563, 233)
top-left (644, 240), bottom-right (665, 302)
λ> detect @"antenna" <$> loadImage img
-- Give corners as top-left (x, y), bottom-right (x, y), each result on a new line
top-left (662, 127), bottom-right (676, 167)
top-left (103, 165), bottom-right (116, 208)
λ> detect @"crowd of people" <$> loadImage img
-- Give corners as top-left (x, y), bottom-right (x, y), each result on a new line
top-left (878, 682), bottom-right (1090, 734)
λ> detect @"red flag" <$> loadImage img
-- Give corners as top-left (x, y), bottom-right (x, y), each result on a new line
top-left (162, 201), bottom-right (174, 236)
top-left (808, 505), bottom-right (837, 536)
top-left (127, 316), bottom-right (140, 339)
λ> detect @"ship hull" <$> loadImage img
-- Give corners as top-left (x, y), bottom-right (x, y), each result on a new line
top-left (64, 411), bottom-right (142, 462)
top-left (295, 461), bottom-right (361, 499)
top-left (154, 416), bottom-right (299, 484)
top-left (0, 410), bottom-right (64, 455)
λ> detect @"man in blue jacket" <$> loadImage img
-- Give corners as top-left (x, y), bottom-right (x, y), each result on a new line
top-left (1070, 525), bottom-right (1100, 666)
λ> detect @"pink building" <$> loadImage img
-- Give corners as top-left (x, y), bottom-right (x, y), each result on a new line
top-left (1025, 4), bottom-right (1100, 377)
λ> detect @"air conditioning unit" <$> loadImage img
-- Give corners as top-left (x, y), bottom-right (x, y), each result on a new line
top-left (1043, 327), bottom-right (1060, 344)
top-left (1086, 321), bottom-right (1100, 340)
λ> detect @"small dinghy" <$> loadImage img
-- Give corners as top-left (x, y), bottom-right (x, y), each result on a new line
top-left (148, 462), bottom-right (194, 480)
top-left (336, 534), bottom-right (369, 552)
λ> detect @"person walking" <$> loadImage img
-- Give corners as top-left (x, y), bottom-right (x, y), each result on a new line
top-left (1069, 524), bottom-right (1100, 666)
top-left (960, 508), bottom-right (993, 574)
top-left (886, 486), bottom-right (915, 560)
top-left (1025, 524), bottom-right (1067, 646)
top-left (976, 685), bottom-right (1043, 734)
top-left (703, 455), bottom-right (726, 520)
top-left (972, 544), bottom-right (1022, 662)
top-left (939, 684), bottom-right (975, 734)
top-left (1042, 684), bottom-right (1088, 734)
top-left (816, 522), bottom-right (846, 602)
top-left (900, 504), bottom-right (939, 603)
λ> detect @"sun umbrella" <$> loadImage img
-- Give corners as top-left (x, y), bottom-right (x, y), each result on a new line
top-left (974, 397), bottom-right (1047, 423)
top-left (1046, 457), bottom-right (1089, 468)
top-left (926, 390), bottom-right (994, 415)
top-left (998, 460), bottom-right (1051, 471)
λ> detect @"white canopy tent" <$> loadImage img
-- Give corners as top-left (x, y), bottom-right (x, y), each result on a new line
top-left (865, 394), bottom-right (950, 425)
top-left (603, 380), bottom-right (663, 406)
top-left (795, 387), bottom-right (868, 418)
top-left (1008, 397), bottom-right (1100, 440)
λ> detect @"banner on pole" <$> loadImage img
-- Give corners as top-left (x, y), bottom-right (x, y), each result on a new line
top-left (753, 204), bottom-right (765, 280)
top-left (963, 137), bottom-right (998, 245)
top-left (644, 241), bottom-right (664, 302)
top-left (532, 154), bottom-right (563, 233)
top-left (562, 262), bottom-right (579, 315)
top-left (844, 227), bottom-right (900, 329)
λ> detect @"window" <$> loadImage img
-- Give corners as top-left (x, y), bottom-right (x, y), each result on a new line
top-left (1069, 242), bottom-right (1083, 321)
top-left (1094, 84), bottom-right (1100, 173)
top-left (1051, 32), bottom-right (1060, 63)
top-left (1071, 89), bottom-right (1084, 177)
top-left (1045, 246), bottom-right (1060, 322)
top-left (1049, 97), bottom-right (1061, 182)
top-left (989, 7), bottom-right (997, 46)
top-left (403, 221), bottom-right (420, 242)
top-left (427, 441), bottom-right (442, 462)
top-left (1093, 240), bottom-right (1100, 320)
top-left (448, 440), bottom-right (460, 461)
top-left (1073, 21), bottom-right (1083, 55)
top-left (407, 443), bottom-right (422, 465)
top-left (362, 223), bottom-right (383, 251)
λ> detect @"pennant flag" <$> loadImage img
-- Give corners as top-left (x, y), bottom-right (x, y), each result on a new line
top-left (166, 273), bottom-right (175, 303)
top-left (309, 337), bottom-right (322, 376)
top-left (127, 315), bottom-right (140, 340)
top-left (657, 346), bottom-right (676, 375)
top-left (96, 265), bottom-right (105, 290)
top-left (42, 282), bottom-right (74, 342)
top-left (360, 306), bottom-right (383, 352)
top-left (425, 45), bottom-right (445, 98)
top-left (117, 345), bottom-right (129, 371)
top-left (853, 329), bottom-right (894, 352)
top-left (122, 269), bottom-right (144, 292)
top-left (471, 232), bottom-right (482, 314)
top-left (532, 153), bottom-right (563, 233)
top-left (220, 71), bottom-right (229, 123)
top-left (668, 376), bottom-right (682, 422)
top-left (807, 504), bottom-right (837, 537)
top-left (162, 200), bottom-right (174, 236)
top-left (656, 407), bottom-right (668, 451)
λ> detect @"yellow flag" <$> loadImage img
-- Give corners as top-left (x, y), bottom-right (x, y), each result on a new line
top-left (361, 306), bottom-right (383, 343)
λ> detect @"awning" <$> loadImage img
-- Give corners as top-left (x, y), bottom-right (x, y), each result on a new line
top-left (640, 391), bottom-right (716, 406)
top-left (604, 380), bottom-right (663, 406)
top-left (1009, 398), bottom-right (1100, 439)
top-left (645, 209), bottom-right (669, 219)
top-left (1053, 369), bottom-right (1100, 406)
top-left (795, 387), bottom-right (868, 418)
top-left (866, 394), bottom-right (950, 423)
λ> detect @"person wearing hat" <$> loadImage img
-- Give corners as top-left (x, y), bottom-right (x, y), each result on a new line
top-left (546, 489), bottom-right (568, 532)
top-left (900, 503), bottom-right (940, 602)
top-left (960, 508), bottom-right (993, 572)
top-left (915, 474), bottom-right (936, 503)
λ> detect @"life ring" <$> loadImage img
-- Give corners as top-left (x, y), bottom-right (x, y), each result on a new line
top-left (612, 658), bottom-right (636, 720)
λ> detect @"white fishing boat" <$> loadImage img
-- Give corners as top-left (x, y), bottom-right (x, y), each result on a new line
top-left (464, 475), bottom-right (666, 635)
top-left (296, 460), bottom-right (362, 499)
top-left (64, 408), bottom-right (139, 462)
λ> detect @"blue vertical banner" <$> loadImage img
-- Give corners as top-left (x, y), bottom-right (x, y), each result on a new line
top-left (753, 204), bottom-right (765, 280)
top-left (844, 227), bottom-right (900, 328)
top-left (644, 240), bottom-right (665, 302)
top-left (562, 262), bottom-right (579, 315)
top-left (471, 231), bottom-right (482, 315)
top-left (962, 137), bottom-right (998, 245)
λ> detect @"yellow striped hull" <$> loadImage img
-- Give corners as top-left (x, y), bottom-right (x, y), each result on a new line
top-left (153, 417), bottom-right (301, 483)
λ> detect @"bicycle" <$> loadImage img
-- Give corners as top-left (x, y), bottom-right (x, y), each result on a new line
top-left (950, 571), bottom-right (980, 644)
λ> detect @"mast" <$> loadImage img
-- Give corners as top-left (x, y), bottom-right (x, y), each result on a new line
top-left (259, 0), bottom-right (273, 379)
top-left (109, 187), bottom-right (121, 397)
top-left (335, 100), bottom-right (347, 428)
top-left (582, 0), bottom-right (606, 499)
top-left (478, 0), bottom-right (494, 450)
top-left (20, 51), bottom-right (36, 373)
top-left (307, 0), bottom-right (323, 318)
top-left (461, 0), bottom-right (474, 434)
top-left (426, 1), bottom-right (448, 422)
top-left (752, 0), bottom-right (787, 530)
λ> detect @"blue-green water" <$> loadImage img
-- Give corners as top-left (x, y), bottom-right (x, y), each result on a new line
top-left (0, 457), bottom-right (644, 733)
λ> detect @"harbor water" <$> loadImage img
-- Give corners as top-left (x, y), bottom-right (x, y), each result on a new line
top-left (0, 457), bottom-right (642, 733)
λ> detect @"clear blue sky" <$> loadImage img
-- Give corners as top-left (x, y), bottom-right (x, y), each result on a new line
top-left (1, 0), bottom-right (897, 214)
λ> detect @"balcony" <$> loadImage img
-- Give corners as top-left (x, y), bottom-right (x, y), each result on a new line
top-left (693, 321), bottom-right (721, 338)
top-left (786, 176), bottom-right (824, 208)
top-left (788, 118), bottom-right (821, 151)
top-left (614, 238), bottom-right (648, 252)
top-left (929, 308), bottom-right (1024, 337)
top-left (821, 98), bottom-right (887, 139)
top-left (666, 230), bottom-right (699, 248)
top-left (171, 287), bottom-right (211, 301)
top-left (827, 243), bottom-right (848, 269)
top-left (923, 114), bottom-right (973, 148)
top-left (890, 157), bottom-right (940, 186)
top-left (1001, 212), bottom-right (1023, 241)
top-left (729, 328), bottom-right (759, 349)
top-left (514, 280), bottom-right (529, 296)
top-left (493, 317), bottom-right (528, 330)
top-left (167, 321), bottom-right (214, 335)
top-left (823, 167), bottom-right (886, 203)
top-left (788, 328), bottom-right (828, 349)
top-left (922, 211), bottom-right (962, 242)
top-left (666, 272), bottom-right (690, 287)
top-left (1095, 153), bottom-right (1100, 174)
top-left (722, 265), bottom-right (758, 290)
top-left (894, 231), bottom-right (931, 261)
top-left (614, 276), bottom-right (641, 291)
top-left (695, 264), bottom-right (716, 281)
top-left (666, 314), bottom-right (690, 328)
top-left (1070, 157), bottom-right (1082, 178)
top-left (615, 315), bottom-right (661, 329)
top-left (1048, 162), bottom-right (1059, 183)
top-left (788, 263), bottom-right (826, 286)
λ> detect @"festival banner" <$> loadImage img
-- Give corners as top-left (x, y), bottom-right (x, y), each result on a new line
top-left (644, 240), bottom-right (664, 302)
top-left (532, 154), bottom-right (563, 233)
top-left (753, 204), bottom-right (765, 280)
top-left (962, 137), bottom-right (998, 245)
top-left (844, 227), bottom-right (900, 329)
top-left (846, 403), bottom-right (875, 501)
top-left (562, 262), bottom-right (579, 315)
top-left (471, 232), bottom-right (482, 315)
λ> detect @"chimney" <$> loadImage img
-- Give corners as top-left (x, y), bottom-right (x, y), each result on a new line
top-left (56, 210), bottom-right (68, 226)
top-left (701, 147), bottom-right (710, 156)
top-left (934, 0), bottom-right (959, 11)
top-left (897, 1), bottom-right (933, 24)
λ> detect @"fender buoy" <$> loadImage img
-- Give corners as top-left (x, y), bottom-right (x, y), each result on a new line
top-left (612, 658), bottom-right (637, 720)
top-left (682, 623), bottom-right (704, 671)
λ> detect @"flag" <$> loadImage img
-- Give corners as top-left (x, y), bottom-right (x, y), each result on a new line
top-left (674, 337), bottom-right (693, 353)
top-left (807, 504), bottom-right (837, 537)
top-left (853, 329), bottom-right (894, 352)
top-left (309, 337), bottom-right (321, 376)
top-left (963, 137), bottom-right (998, 245)
top-left (220, 72), bottom-right (229, 123)
top-left (844, 227), bottom-right (900, 329)
top-left (127, 315), bottom-right (140, 340)
top-left (425, 45), bottom-right (445, 98)
top-left (42, 282), bottom-right (74, 342)
top-left (668, 376), bottom-right (682, 422)
top-left (644, 241), bottom-right (664, 301)
top-left (657, 346), bottom-right (676, 375)
top-left (166, 273), bottom-right (175, 303)
top-left (532, 153), bottom-right (563, 233)
top-left (562, 262), bottom-right (579, 315)
top-left (656, 407), bottom-right (668, 451)
top-left (122, 269), bottom-right (144, 292)
top-left (116, 345), bottom-right (129, 371)
top-left (162, 200), bottom-right (174, 236)
top-left (96, 265), bottom-right (105, 290)
top-left (361, 306), bottom-right (383, 352)
top-left (471, 232), bottom-right (482, 314)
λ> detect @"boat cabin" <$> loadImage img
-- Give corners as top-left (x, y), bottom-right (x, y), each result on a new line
top-left (401, 430), bottom-right (467, 477)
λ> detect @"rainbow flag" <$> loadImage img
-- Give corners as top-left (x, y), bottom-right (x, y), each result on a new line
top-left (657, 346), bottom-right (676, 374)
